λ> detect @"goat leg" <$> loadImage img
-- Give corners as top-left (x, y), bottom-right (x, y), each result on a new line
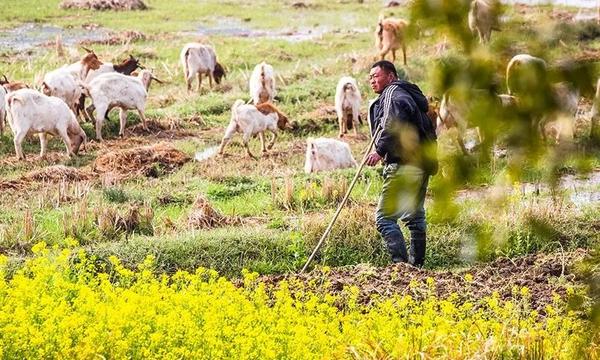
top-left (259, 132), bottom-right (267, 152)
top-left (39, 133), bottom-right (48, 158)
top-left (267, 131), bottom-right (276, 150)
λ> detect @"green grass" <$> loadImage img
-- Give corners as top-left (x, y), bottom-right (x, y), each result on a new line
top-left (0, 0), bottom-right (598, 280)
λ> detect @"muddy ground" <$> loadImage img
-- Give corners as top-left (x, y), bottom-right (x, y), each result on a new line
top-left (262, 249), bottom-right (589, 312)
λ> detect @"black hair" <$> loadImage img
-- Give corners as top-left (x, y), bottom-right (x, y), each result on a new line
top-left (371, 60), bottom-right (398, 78)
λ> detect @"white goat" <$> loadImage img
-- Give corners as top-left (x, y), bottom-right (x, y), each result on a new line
top-left (506, 54), bottom-right (547, 96)
top-left (335, 76), bottom-right (362, 138)
top-left (180, 43), bottom-right (226, 92)
top-left (468, 0), bottom-right (500, 44)
top-left (218, 100), bottom-right (289, 158)
top-left (42, 68), bottom-right (82, 114)
top-left (5, 89), bottom-right (86, 160)
top-left (249, 62), bottom-right (276, 105)
top-left (304, 137), bottom-right (357, 173)
top-left (83, 69), bottom-right (160, 140)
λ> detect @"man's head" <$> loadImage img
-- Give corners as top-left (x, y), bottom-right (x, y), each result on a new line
top-left (369, 60), bottom-right (398, 94)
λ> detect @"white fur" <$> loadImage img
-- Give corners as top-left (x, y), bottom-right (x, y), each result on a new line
top-left (304, 137), bottom-right (357, 173)
top-left (335, 76), bottom-right (362, 137)
top-left (249, 62), bottom-right (275, 105)
top-left (218, 99), bottom-right (286, 158)
top-left (5, 88), bottom-right (86, 160)
top-left (84, 70), bottom-right (154, 140)
top-left (505, 54), bottom-right (547, 95)
top-left (180, 43), bottom-right (220, 91)
top-left (42, 68), bottom-right (82, 114)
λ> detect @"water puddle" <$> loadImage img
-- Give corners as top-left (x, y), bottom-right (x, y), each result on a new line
top-left (0, 23), bottom-right (110, 53)
top-left (194, 146), bottom-right (219, 161)
top-left (185, 17), bottom-right (365, 42)
top-left (456, 170), bottom-right (600, 209)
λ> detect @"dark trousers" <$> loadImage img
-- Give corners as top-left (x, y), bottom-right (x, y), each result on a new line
top-left (375, 163), bottom-right (429, 266)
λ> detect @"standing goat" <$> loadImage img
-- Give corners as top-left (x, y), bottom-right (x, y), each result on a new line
top-left (375, 15), bottom-right (408, 65)
top-left (249, 62), bottom-right (276, 105)
top-left (335, 76), bottom-right (362, 137)
top-left (218, 100), bottom-right (289, 158)
top-left (180, 43), bottom-right (226, 92)
top-left (82, 70), bottom-right (162, 140)
top-left (468, 0), bottom-right (500, 44)
top-left (5, 89), bottom-right (86, 160)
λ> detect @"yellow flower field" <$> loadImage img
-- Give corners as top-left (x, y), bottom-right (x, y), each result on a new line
top-left (0, 243), bottom-right (595, 359)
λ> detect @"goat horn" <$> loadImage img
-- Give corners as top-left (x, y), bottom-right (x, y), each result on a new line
top-left (81, 46), bottom-right (93, 53)
top-left (151, 76), bottom-right (164, 84)
top-left (1, 75), bottom-right (7, 84)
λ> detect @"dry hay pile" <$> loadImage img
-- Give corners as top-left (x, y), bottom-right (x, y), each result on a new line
top-left (188, 196), bottom-right (233, 229)
top-left (24, 165), bottom-right (93, 183)
top-left (0, 179), bottom-right (26, 192)
top-left (261, 250), bottom-right (588, 312)
top-left (94, 143), bottom-right (190, 178)
top-left (60, 0), bottom-right (147, 10)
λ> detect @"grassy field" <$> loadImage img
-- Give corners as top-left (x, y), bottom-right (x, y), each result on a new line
top-left (0, 0), bottom-right (599, 357)
top-left (0, 0), bottom-right (597, 276)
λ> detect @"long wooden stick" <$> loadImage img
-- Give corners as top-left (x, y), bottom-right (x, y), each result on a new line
top-left (300, 136), bottom-right (376, 273)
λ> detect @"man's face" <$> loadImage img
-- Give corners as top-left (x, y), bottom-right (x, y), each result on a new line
top-left (369, 66), bottom-right (394, 94)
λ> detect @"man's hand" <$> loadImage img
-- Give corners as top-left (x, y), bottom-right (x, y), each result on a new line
top-left (365, 152), bottom-right (382, 166)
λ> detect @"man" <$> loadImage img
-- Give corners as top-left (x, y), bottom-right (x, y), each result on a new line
top-left (366, 60), bottom-right (435, 267)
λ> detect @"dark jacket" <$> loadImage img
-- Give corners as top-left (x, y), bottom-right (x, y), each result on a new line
top-left (368, 80), bottom-right (433, 166)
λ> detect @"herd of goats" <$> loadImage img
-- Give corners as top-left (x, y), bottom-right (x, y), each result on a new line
top-left (0, 0), bottom-right (598, 174)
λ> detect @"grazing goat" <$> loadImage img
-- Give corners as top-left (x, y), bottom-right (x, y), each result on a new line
top-left (506, 54), bottom-right (579, 143)
top-left (82, 69), bottom-right (162, 140)
top-left (468, 0), bottom-right (500, 44)
top-left (249, 62), bottom-right (276, 105)
top-left (5, 89), bottom-right (86, 160)
top-left (375, 15), bottom-right (408, 65)
top-left (80, 54), bottom-right (143, 121)
top-left (505, 54), bottom-right (547, 96)
top-left (304, 137), bottom-right (357, 173)
top-left (180, 43), bottom-right (226, 92)
top-left (218, 100), bottom-right (289, 158)
top-left (335, 76), bottom-right (362, 137)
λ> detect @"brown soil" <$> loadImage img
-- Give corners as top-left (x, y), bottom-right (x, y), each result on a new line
top-left (93, 142), bottom-right (190, 178)
top-left (261, 250), bottom-right (588, 312)
top-left (60, 0), bottom-right (147, 10)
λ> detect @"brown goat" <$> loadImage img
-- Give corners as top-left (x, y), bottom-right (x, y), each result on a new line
top-left (375, 15), bottom-right (408, 65)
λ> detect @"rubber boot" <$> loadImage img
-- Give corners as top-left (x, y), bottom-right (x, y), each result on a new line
top-left (386, 235), bottom-right (408, 264)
